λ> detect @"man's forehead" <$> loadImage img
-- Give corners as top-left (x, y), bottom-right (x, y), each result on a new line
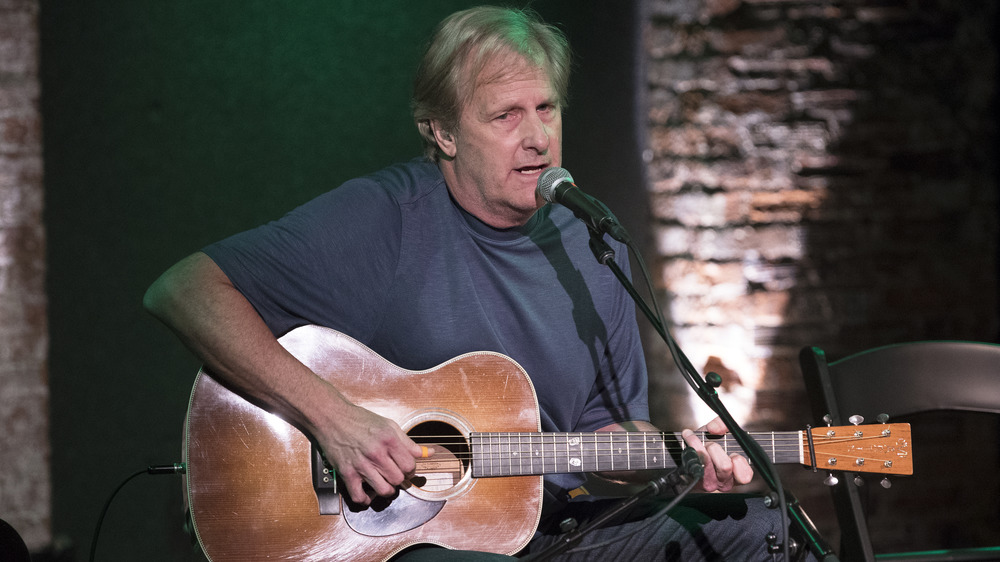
top-left (466, 52), bottom-right (556, 100)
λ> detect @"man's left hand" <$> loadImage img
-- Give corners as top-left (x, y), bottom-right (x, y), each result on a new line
top-left (682, 416), bottom-right (754, 492)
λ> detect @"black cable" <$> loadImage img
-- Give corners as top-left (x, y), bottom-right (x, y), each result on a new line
top-left (89, 463), bottom-right (185, 562)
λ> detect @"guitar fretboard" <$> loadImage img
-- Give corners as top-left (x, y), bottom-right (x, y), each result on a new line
top-left (469, 431), bottom-right (803, 477)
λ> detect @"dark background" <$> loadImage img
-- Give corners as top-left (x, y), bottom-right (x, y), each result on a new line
top-left (40, 2), bottom-right (646, 559)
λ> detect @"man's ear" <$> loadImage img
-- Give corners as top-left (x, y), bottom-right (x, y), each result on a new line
top-left (430, 120), bottom-right (458, 159)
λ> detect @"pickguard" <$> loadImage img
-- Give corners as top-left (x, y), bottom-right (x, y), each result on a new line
top-left (342, 489), bottom-right (446, 537)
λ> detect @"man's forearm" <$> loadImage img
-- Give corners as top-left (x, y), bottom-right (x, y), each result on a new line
top-left (142, 251), bottom-right (350, 436)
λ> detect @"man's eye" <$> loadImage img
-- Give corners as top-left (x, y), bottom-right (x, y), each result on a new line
top-left (495, 113), bottom-right (510, 121)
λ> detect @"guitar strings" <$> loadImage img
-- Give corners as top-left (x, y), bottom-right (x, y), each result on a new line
top-left (402, 431), bottom-right (903, 487)
top-left (409, 430), bottom-right (894, 444)
top-left (405, 431), bottom-right (898, 463)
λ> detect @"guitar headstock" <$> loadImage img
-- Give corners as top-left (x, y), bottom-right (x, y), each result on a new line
top-left (805, 422), bottom-right (912, 476)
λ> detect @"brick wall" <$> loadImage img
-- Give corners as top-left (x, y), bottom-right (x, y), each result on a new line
top-left (0, 0), bottom-right (48, 551)
top-left (642, 0), bottom-right (998, 553)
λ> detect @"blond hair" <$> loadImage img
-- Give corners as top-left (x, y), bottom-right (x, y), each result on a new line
top-left (412, 6), bottom-right (571, 160)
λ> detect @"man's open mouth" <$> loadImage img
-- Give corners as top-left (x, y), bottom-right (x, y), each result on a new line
top-left (515, 164), bottom-right (548, 175)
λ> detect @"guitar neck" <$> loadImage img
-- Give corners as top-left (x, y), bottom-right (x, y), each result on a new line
top-left (470, 430), bottom-right (802, 477)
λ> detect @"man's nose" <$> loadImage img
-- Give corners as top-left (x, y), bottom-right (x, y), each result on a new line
top-left (520, 114), bottom-right (551, 153)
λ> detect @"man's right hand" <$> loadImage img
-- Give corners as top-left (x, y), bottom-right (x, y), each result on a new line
top-left (315, 401), bottom-right (425, 506)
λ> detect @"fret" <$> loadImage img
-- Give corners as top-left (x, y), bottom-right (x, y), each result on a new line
top-left (638, 433), bottom-right (653, 470)
top-left (625, 433), bottom-right (632, 471)
top-left (510, 432), bottom-right (518, 475)
top-left (528, 432), bottom-right (541, 475)
top-left (502, 432), bottom-right (510, 476)
top-left (536, 432), bottom-right (545, 473)
top-left (503, 432), bottom-right (511, 476)
top-left (517, 431), bottom-right (526, 475)
top-left (495, 432), bottom-right (504, 476)
top-left (552, 433), bottom-right (560, 474)
top-left (555, 432), bottom-right (564, 474)
top-left (557, 435), bottom-right (563, 471)
top-left (602, 432), bottom-right (611, 471)
top-left (587, 432), bottom-right (601, 472)
top-left (476, 433), bottom-right (486, 477)
top-left (564, 433), bottom-right (571, 473)
top-left (519, 433), bottom-right (527, 474)
top-left (651, 432), bottom-right (667, 470)
top-left (580, 433), bottom-right (595, 472)
top-left (552, 432), bottom-right (562, 474)
top-left (604, 432), bottom-right (615, 471)
top-left (486, 432), bottom-right (497, 477)
top-left (611, 432), bottom-right (630, 472)
top-left (554, 433), bottom-right (562, 474)
top-left (590, 432), bottom-right (606, 472)
top-left (569, 432), bottom-right (584, 473)
top-left (488, 433), bottom-right (498, 477)
top-left (471, 434), bottom-right (481, 477)
top-left (496, 433), bottom-right (504, 475)
top-left (542, 433), bottom-right (556, 474)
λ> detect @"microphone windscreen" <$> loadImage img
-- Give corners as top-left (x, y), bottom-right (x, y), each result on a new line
top-left (536, 167), bottom-right (574, 203)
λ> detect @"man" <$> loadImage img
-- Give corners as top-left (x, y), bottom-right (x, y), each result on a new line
top-left (145, 6), bottom-right (794, 561)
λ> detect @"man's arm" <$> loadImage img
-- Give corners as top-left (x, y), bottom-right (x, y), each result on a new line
top-left (594, 418), bottom-right (753, 492)
top-left (143, 251), bottom-right (422, 505)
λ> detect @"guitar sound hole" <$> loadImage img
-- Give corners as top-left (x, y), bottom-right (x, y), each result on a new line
top-left (408, 421), bottom-right (468, 492)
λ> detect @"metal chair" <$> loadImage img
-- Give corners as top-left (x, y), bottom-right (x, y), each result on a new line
top-left (799, 341), bottom-right (1000, 562)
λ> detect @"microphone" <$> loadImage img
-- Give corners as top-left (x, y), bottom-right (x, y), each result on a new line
top-left (536, 167), bottom-right (631, 244)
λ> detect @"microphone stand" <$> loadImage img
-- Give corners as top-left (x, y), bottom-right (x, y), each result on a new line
top-left (581, 228), bottom-right (839, 562)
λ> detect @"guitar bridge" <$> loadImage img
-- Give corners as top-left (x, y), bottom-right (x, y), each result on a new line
top-left (311, 443), bottom-right (340, 515)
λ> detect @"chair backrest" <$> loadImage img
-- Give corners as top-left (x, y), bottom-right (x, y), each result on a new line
top-left (822, 341), bottom-right (1000, 421)
top-left (800, 341), bottom-right (1000, 562)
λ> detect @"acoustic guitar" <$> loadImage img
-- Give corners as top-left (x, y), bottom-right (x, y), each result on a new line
top-left (184, 324), bottom-right (912, 561)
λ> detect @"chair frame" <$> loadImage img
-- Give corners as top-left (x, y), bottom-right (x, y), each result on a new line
top-left (799, 341), bottom-right (1000, 562)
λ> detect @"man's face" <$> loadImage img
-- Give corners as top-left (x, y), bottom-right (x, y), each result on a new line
top-left (436, 55), bottom-right (563, 229)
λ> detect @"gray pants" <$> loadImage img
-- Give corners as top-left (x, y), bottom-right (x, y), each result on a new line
top-left (395, 494), bottom-right (818, 561)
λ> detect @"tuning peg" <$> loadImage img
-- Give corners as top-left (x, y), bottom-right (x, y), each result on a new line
top-left (822, 414), bottom-right (833, 426)
top-left (853, 474), bottom-right (865, 486)
top-left (876, 413), bottom-right (889, 423)
top-left (848, 414), bottom-right (864, 425)
top-left (880, 477), bottom-right (892, 489)
top-left (824, 472), bottom-right (839, 486)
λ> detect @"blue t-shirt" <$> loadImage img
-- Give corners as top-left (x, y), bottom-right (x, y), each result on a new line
top-left (203, 158), bottom-right (650, 503)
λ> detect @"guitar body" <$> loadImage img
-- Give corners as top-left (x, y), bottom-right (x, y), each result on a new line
top-left (185, 325), bottom-right (544, 561)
